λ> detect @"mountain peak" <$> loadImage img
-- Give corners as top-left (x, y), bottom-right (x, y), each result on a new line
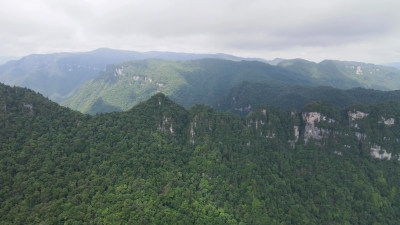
top-left (127, 92), bottom-right (189, 139)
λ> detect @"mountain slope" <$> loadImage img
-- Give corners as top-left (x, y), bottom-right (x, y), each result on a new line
top-left (278, 59), bottom-right (400, 90)
top-left (2, 82), bottom-right (400, 224)
top-left (385, 62), bottom-right (400, 70)
top-left (0, 48), bottom-right (267, 103)
top-left (62, 58), bottom-right (311, 114)
top-left (216, 81), bottom-right (400, 115)
top-left (64, 57), bottom-right (400, 115)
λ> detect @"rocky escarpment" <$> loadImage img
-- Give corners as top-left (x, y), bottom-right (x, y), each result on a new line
top-left (348, 110), bottom-right (369, 128)
top-left (370, 145), bottom-right (392, 160)
top-left (302, 112), bottom-right (334, 144)
top-left (297, 105), bottom-right (400, 160)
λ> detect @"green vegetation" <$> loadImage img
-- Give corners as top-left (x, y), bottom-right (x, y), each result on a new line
top-left (61, 58), bottom-right (314, 114)
top-left (278, 59), bottom-right (400, 90)
top-left (2, 82), bottom-right (400, 224)
top-left (62, 58), bottom-right (400, 115)
top-left (216, 81), bottom-right (400, 116)
top-left (3, 50), bottom-right (400, 116)
top-left (0, 49), bottom-right (267, 103)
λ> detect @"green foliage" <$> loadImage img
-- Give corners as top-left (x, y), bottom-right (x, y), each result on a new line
top-left (63, 58), bottom-right (400, 115)
top-left (216, 81), bottom-right (400, 116)
top-left (62, 58), bottom-right (312, 114)
top-left (2, 83), bottom-right (400, 224)
top-left (278, 59), bottom-right (400, 90)
top-left (0, 49), bottom-right (267, 104)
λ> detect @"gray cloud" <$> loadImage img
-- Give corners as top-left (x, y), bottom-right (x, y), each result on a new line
top-left (0, 0), bottom-right (399, 63)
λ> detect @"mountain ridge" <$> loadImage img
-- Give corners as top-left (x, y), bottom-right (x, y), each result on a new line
top-left (2, 82), bottom-right (400, 223)
top-left (0, 48), bottom-right (269, 103)
top-left (62, 57), bottom-right (400, 114)
top-left (215, 81), bottom-right (400, 115)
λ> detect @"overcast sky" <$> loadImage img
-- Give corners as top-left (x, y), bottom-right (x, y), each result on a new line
top-left (0, 0), bottom-right (399, 63)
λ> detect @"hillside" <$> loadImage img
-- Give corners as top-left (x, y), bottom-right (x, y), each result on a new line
top-left (216, 81), bottom-right (400, 115)
top-left (2, 82), bottom-right (400, 224)
top-left (61, 58), bottom-right (311, 114)
top-left (3, 49), bottom-right (400, 115)
top-left (63, 57), bottom-right (400, 115)
top-left (278, 59), bottom-right (400, 90)
top-left (0, 49), bottom-right (267, 103)
top-left (385, 62), bottom-right (400, 70)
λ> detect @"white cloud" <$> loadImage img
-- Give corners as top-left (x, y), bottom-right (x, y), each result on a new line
top-left (0, 0), bottom-right (399, 63)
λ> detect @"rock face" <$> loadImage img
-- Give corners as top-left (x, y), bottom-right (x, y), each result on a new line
top-left (356, 66), bottom-right (363, 75)
top-left (348, 111), bottom-right (369, 121)
top-left (355, 132), bottom-right (367, 141)
top-left (298, 107), bottom-right (400, 161)
top-left (22, 103), bottom-right (33, 114)
top-left (289, 126), bottom-right (300, 149)
top-left (294, 126), bottom-right (299, 142)
top-left (348, 111), bottom-right (368, 128)
top-left (158, 116), bottom-right (174, 134)
top-left (303, 112), bottom-right (325, 124)
top-left (235, 104), bottom-right (252, 113)
top-left (370, 145), bottom-right (392, 160)
top-left (302, 112), bottom-right (331, 144)
top-left (380, 116), bottom-right (395, 126)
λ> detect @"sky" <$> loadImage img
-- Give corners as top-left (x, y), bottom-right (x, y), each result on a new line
top-left (0, 0), bottom-right (399, 64)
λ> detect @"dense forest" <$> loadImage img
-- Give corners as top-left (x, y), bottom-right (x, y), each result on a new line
top-left (61, 58), bottom-right (310, 114)
top-left (3, 50), bottom-right (400, 115)
top-left (2, 82), bottom-right (400, 224)
top-left (61, 58), bottom-right (400, 114)
top-left (216, 81), bottom-right (400, 116)
top-left (0, 49), bottom-right (266, 103)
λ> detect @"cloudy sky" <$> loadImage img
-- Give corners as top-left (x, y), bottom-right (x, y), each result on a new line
top-left (0, 0), bottom-right (399, 63)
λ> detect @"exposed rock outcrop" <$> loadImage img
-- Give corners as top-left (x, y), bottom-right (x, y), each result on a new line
top-left (302, 112), bottom-right (331, 144)
top-left (348, 111), bottom-right (369, 121)
top-left (380, 116), bottom-right (395, 126)
top-left (235, 104), bottom-right (252, 113)
top-left (370, 145), bottom-right (392, 160)
top-left (355, 132), bottom-right (367, 141)
top-left (22, 103), bottom-right (33, 114)
top-left (348, 111), bottom-right (368, 128)
top-left (158, 116), bottom-right (174, 134)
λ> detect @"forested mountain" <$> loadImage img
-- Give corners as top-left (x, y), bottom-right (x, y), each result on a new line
top-left (277, 59), bottom-right (400, 90)
top-left (62, 57), bottom-right (400, 114)
top-left (61, 58), bottom-right (311, 114)
top-left (0, 56), bottom-right (19, 66)
top-left (3, 48), bottom-right (400, 115)
top-left (216, 81), bottom-right (400, 115)
top-left (0, 49), bottom-right (266, 103)
top-left (385, 62), bottom-right (400, 70)
top-left (2, 82), bottom-right (400, 224)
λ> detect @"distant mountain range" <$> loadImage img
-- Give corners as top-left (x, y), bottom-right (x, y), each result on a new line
top-left (277, 59), bottom-right (400, 90)
top-left (61, 58), bottom-right (310, 114)
top-left (215, 82), bottom-right (400, 116)
top-left (384, 62), bottom-right (400, 70)
top-left (0, 56), bottom-right (20, 65)
top-left (62, 57), bottom-right (400, 114)
top-left (0, 48), bottom-right (267, 102)
top-left (1, 48), bottom-right (400, 114)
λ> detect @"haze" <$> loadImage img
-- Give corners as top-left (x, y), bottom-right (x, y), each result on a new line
top-left (0, 0), bottom-right (399, 64)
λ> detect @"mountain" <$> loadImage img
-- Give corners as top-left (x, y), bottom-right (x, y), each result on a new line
top-left (3, 48), bottom-right (400, 115)
top-left (0, 56), bottom-right (20, 65)
top-left (2, 82), bottom-right (400, 224)
top-left (278, 59), bottom-right (400, 90)
top-left (63, 57), bottom-right (400, 115)
top-left (216, 81), bottom-right (400, 115)
top-left (385, 62), bottom-right (400, 70)
top-left (266, 57), bottom-right (287, 65)
top-left (0, 48), bottom-right (267, 103)
top-left (61, 58), bottom-right (311, 114)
